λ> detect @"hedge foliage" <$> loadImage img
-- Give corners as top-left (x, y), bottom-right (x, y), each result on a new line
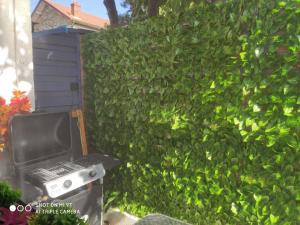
top-left (83, 1), bottom-right (300, 224)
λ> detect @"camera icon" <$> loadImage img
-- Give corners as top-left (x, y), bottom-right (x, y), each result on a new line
top-left (9, 204), bottom-right (32, 212)
top-left (9, 205), bottom-right (16, 212)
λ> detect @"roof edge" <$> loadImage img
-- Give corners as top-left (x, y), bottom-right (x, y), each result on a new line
top-left (41, 0), bottom-right (71, 19)
top-left (32, 26), bottom-right (94, 37)
top-left (72, 18), bottom-right (106, 30)
top-left (31, 0), bottom-right (43, 18)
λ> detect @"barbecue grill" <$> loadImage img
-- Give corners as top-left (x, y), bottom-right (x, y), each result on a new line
top-left (5, 111), bottom-right (120, 225)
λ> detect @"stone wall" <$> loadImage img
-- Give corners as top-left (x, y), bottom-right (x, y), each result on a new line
top-left (32, 5), bottom-right (71, 32)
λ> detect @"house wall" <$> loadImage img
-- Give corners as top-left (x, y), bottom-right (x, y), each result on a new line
top-left (0, 0), bottom-right (35, 109)
top-left (32, 4), bottom-right (72, 32)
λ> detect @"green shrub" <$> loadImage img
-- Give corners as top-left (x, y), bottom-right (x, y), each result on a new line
top-left (83, 0), bottom-right (300, 224)
top-left (28, 205), bottom-right (87, 225)
top-left (0, 181), bottom-right (21, 208)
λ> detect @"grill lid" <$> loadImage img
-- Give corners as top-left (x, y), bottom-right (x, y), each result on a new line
top-left (9, 111), bottom-right (71, 167)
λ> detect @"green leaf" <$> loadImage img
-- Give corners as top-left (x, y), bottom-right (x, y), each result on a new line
top-left (283, 107), bottom-right (293, 116)
top-left (231, 203), bottom-right (238, 215)
top-left (270, 214), bottom-right (279, 224)
top-left (286, 135), bottom-right (298, 148)
top-left (103, 87), bottom-right (109, 94)
top-left (267, 135), bottom-right (277, 147)
top-left (253, 104), bottom-right (261, 112)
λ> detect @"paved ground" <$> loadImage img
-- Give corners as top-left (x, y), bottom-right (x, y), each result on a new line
top-left (103, 209), bottom-right (139, 225)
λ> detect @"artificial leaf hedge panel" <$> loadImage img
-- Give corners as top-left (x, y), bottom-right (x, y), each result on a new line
top-left (83, 1), bottom-right (300, 224)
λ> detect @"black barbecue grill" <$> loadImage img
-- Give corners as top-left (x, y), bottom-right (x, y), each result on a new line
top-left (5, 111), bottom-right (120, 225)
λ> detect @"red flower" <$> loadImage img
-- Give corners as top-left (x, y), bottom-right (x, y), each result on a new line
top-left (0, 90), bottom-right (31, 151)
top-left (0, 207), bottom-right (32, 225)
top-left (0, 97), bottom-right (5, 106)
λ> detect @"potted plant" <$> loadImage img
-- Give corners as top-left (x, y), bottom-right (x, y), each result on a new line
top-left (0, 181), bottom-right (32, 225)
top-left (0, 181), bottom-right (21, 208)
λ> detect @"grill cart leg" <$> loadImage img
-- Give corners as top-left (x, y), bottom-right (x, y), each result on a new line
top-left (100, 178), bottom-right (104, 225)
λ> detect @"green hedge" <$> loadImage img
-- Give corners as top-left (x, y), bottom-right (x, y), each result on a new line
top-left (83, 1), bottom-right (300, 224)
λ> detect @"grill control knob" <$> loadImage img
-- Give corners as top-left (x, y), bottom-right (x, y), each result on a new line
top-left (89, 170), bottom-right (97, 177)
top-left (63, 180), bottom-right (72, 189)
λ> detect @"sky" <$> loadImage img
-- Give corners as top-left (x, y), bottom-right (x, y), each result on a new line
top-left (31, 0), bottom-right (128, 19)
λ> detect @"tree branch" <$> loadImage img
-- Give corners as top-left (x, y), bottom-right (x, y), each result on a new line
top-left (148, 0), bottom-right (160, 17)
top-left (103, 0), bottom-right (119, 26)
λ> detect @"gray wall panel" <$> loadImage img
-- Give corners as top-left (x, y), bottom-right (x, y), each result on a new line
top-left (33, 34), bottom-right (77, 47)
top-left (35, 91), bottom-right (79, 106)
top-left (35, 81), bottom-right (75, 91)
top-left (33, 42), bottom-right (76, 52)
top-left (33, 32), bottom-right (81, 112)
top-left (35, 76), bottom-right (77, 83)
top-left (33, 48), bottom-right (77, 62)
top-left (34, 64), bottom-right (78, 76)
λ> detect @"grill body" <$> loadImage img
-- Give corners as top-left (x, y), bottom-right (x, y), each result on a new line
top-left (4, 111), bottom-right (120, 225)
